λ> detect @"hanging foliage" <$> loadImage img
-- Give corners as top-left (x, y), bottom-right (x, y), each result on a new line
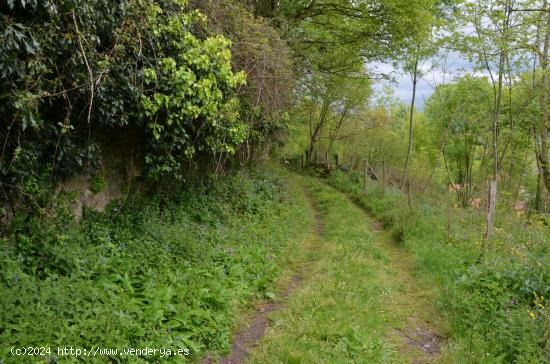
top-left (0, 0), bottom-right (247, 204)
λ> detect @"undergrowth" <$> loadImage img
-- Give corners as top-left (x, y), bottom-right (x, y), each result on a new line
top-left (0, 169), bottom-right (309, 363)
top-left (325, 170), bottom-right (550, 363)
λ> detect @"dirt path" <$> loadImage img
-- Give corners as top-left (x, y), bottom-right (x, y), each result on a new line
top-left (246, 177), bottom-right (447, 363)
top-left (202, 187), bottom-right (323, 364)
top-left (368, 219), bottom-right (445, 363)
top-left (204, 176), bottom-right (445, 363)
top-left (331, 188), bottom-right (445, 363)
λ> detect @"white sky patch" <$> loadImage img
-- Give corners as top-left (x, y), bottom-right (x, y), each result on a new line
top-left (369, 51), bottom-right (483, 109)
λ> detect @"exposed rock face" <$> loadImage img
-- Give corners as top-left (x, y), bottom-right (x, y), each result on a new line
top-left (58, 173), bottom-right (124, 221)
top-left (57, 129), bottom-right (143, 221)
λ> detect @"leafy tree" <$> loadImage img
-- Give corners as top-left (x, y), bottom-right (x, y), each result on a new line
top-left (452, 0), bottom-right (522, 238)
top-left (190, 0), bottom-right (295, 162)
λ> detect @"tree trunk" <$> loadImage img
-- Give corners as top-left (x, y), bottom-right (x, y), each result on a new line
top-left (539, 3), bottom-right (550, 194)
top-left (484, 180), bottom-right (497, 240)
top-left (536, 169), bottom-right (544, 212)
top-left (484, 4), bottom-right (510, 240)
top-left (308, 98), bottom-right (330, 163)
top-left (401, 48), bottom-right (420, 188)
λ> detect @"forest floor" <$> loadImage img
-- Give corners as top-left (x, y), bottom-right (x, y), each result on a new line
top-left (206, 175), bottom-right (448, 364)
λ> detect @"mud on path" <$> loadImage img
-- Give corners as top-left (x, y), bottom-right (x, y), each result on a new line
top-left (202, 188), bottom-right (323, 364)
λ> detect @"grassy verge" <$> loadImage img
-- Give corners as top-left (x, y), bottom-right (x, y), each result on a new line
top-left (0, 169), bottom-right (310, 363)
top-left (249, 176), bottom-right (441, 364)
top-left (325, 170), bottom-right (550, 363)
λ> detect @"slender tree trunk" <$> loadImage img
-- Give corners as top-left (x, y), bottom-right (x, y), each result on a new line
top-left (536, 169), bottom-right (544, 212)
top-left (539, 4), bottom-right (550, 194)
top-left (308, 98), bottom-right (330, 162)
top-left (484, 3), bottom-right (511, 240)
top-left (401, 47), bottom-right (420, 188)
top-left (485, 180), bottom-right (497, 237)
top-left (327, 108), bottom-right (349, 156)
top-left (484, 51), bottom-right (504, 240)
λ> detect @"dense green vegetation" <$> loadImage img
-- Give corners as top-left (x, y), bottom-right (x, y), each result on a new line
top-left (0, 0), bottom-right (292, 211)
top-left (0, 170), bottom-right (309, 362)
top-left (325, 171), bottom-right (549, 362)
top-left (2, 0), bottom-right (550, 362)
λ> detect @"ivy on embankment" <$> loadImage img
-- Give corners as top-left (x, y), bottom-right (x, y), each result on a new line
top-left (1, 0), bottom-right (248, 205)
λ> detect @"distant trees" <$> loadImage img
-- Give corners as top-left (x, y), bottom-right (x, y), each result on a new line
top-left (425, 76), bottom-right (493, 207)
top-left (298, 71), bottom-right (370, 164)
top-left (289, 0), bottom-right (550, 225)
top-left (270, 0), bottom-right (444, 166)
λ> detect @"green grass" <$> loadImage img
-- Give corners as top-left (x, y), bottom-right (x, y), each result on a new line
top-left (0, 169), bottom-right (310, 363)
top-left (249, 176), bottom-right (442, 364)
top-left (3, 168), bottom-right (547, 363)
top-left (324, 170), bottom-right (550, 363)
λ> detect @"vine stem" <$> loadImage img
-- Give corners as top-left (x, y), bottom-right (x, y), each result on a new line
top-left (71, 11), bottom-right (94, 169)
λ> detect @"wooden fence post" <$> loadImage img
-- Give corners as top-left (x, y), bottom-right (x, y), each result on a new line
top-left (446, 183), bottom-right (452, 233)
top-left (484, 180), bottom-right (497, 240)
top-left (382, 160), bottom-right (386, 196)
top-left (363, 159), bottom-right (368, 192)
top-left (406, 179), bottom-right (412, 211)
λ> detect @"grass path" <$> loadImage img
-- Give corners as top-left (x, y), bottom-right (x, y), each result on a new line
top-left (202, 174), bottom-right (323, 364)
top-left (246, 176), bottom-right (447, 363)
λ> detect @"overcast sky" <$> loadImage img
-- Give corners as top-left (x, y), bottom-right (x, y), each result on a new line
top-left (371, 52), bottom-right (478, 109)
